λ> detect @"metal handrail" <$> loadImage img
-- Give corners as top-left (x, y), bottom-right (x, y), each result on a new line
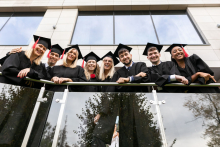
top-left (0, 72), bottom-right (220, 87)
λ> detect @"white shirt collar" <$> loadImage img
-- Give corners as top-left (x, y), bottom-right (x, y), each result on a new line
top-left (152, 61), bottom-right (161, 67)
top-left (45, 62), bottom-right (54, 68)
top-left (125, 61), bottom-right (134, 69)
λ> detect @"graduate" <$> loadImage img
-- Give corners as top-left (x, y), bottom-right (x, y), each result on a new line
top-left (49, 45), bottom-right (87, 92)
top-left (143, 43), bottom-right (189, 92)
top-left (165, 44), bottom-right (220, 93)
top-left (0, 35), bottom-right (51, 88)
top-left (99, 51), bottom-right (119, 92)
top-left (107, 44), bottom-right (150, 92)
top-left (83, 52), bottom-right (101, 92)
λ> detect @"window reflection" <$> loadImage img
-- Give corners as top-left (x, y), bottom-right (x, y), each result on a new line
top-left (157, 93), bottom-right (220, 147)
top-left (0, 12), bottom-right (44, 45)
top-left (152, 11), bottom-right (204, 44)
top-left (71, 15), bottom-right (114, 45)
top-left (115, 15), bottom-right (158, 44)
top-left (0, 13), bottom-right (12, 30)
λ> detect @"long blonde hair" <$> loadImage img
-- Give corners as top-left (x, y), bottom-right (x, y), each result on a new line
top-left (62, 48), bottom-right (78, 68)
top-left (25, 48), bottom-right (44, 65)
top-left (99, 58), bottom-right (115, 81)
top-left (84, 61), bottom-right (100, 80)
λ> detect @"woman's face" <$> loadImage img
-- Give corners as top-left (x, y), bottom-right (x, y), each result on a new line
top-left (103, 57), bottom-right (113, 71)
top-left (86, 60), bottom-right (97, 72)
top-left (171, 46), bottom-right (185, 61)
top-left (33, 44), bottom-right (47, 56)
top-left (67, 49), bottom-right (77, 62)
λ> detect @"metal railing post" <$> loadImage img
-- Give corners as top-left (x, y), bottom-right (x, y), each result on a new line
top-left (152, 90), bottom-right (168, 147)
top-left (52, 88), bottom-right (69, 147)
top-left (21, 86), bottom-right (47, 147)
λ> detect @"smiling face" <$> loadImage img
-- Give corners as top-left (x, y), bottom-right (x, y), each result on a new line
top-left (86, 60), bottom-right (97, 72)
top-left (171, 46), bottom-right (185, 61)
top-left (103, 57), bottom-right (113, 71)
top-left (147, 48), bottom-right (161, 65)
top-left (67, 49), bottom-right (77, 62)
top-left (119, 51), bottom-right (132, 66)
top-left (48, 52), bottom-right (60, 65)
top-left (33, 44), bottom-right (47, 56)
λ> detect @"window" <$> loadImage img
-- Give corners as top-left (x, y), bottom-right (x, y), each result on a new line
top-left (71, 11), bottom-right (204, 45)
top-left (0, 12), bottom-right (44, 45)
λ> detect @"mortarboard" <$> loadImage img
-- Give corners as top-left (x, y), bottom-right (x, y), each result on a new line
top-left (113, 43), bottom-right (132, 58)
top-left (165, 43), bottom-right (188, 57)
top-left (33, 35), bottom-right (51, 49)
top-left (101, 51), bottom-right (119, 66)
top-left (142, 42), bottom-right (163, 56)
top-left (47, 44), bottom-right (64, 59)
top-left (84, 52), bottom-right (101, 62)
top-left (64, 44), bottom-right (83, 59)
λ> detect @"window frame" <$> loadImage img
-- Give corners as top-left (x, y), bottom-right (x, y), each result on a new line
top-left (70, 10), bottom-right (209, 46)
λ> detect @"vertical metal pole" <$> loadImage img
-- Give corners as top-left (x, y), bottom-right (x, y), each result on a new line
top-left (152, 90), bottom-right (167, 147)
top-left (21, 86), bottom-right (46, 147)
top-left (52, 88), bottom-right (69, 147)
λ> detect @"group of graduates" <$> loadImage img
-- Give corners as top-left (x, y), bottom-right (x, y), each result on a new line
top-left (0, 35), bottom-right (219, 93)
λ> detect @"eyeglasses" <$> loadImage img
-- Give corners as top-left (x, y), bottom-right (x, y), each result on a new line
top-left (103, 60), bottom-right (112, 63)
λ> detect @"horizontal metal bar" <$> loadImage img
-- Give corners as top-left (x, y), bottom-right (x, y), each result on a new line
top-left (68, 44), bottom-right (210, 46)
top-left (0, 72), bottom-right (220, 87)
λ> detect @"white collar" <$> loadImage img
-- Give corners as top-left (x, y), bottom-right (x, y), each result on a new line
top-left (124, 61), bottom-right (134, 69)
top-left (152, 61), bottom-right (161, 67)
top-left (45, 62), bottom-right (54, 68)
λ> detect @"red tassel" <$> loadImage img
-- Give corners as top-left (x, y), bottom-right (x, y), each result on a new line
top-left (81, 58), bottom-right (85, 68)
top-left (47, 49), bottom-right (51, 58)
top-left (181, 45), bottom-right (189, 57)
top-left (32, 37), bottom-right (40, 49)
top-left (60, 50), bottom-right (65, 59)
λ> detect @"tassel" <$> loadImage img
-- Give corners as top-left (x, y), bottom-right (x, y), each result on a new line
top-left (181, 45), bottom-right (189, 58)
top-left (60, 50), bottom-right (65, 59)
top-left (32, 37), bottom-right (40, 49)
top-left (81, 58), bottom-right (85, 68)
top-left (47, 49), bottom-right (51, 58)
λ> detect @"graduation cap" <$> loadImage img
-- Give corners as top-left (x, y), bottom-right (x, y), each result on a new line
top-left (64, 45), bottom-right (83, 59)
top-left (142, 42), bottom-right (163, 56)
top-left (101, 51), bottom-right (119, 66)
top-left (165, 43), bottom-right (188, 57)
top-left (113, 43), bottom-right (132, 58)
top-left (33, 35), bottom-right (51, 49)
top-left (47, 44), bottom-right (64, 59)
top-left (84, 52), bottom-right (101, 62)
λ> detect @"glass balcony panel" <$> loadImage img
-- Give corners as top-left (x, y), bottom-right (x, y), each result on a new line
top-left (42, 92), bottom-right (162, 147)
top-left (0, 83), bottom-right (40, 146)
top-left (157, 93), bottom-right (220, 147)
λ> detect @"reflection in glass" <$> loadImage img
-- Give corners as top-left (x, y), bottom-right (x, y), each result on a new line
top-left (0, 83), bottom-right (40, 146)
top-left (39, 92), bottom-right (63, 147)
top-left (152, 12), bottom-right (204, 44)
top-left (158, 93), bottom-right (220, 147)
top-left (0, 13), bottom-right (12, 30)
top-left (0, 13), bottom-right (43, 45)
top-left (27, 90), bottom-right (54, 147)
top-left (71, 15), bottom-right (113, 45)
top-left (115, 15), bottom-right (158, 44)
top-left (49, 92), bottom-right (161, 147)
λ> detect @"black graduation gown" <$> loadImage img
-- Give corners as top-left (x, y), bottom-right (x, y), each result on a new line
top-left (0, 53), bottom-right (9, 66)
top-left (48, 65), bottom-right (87, 92)
top-left (171, 54), bottom-right (220, 93)
top-left (101, 76), bottom-right (111, 92)
top-left (148, 61), bottom-right (181, 92)
top-left (84, 77), bottom-right (101, 92)
top-left (107, 62), bottom-right (150, 92)
top-left (0, 51), bottom-right (45, 89)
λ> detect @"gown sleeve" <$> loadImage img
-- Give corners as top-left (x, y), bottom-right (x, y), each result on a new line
top-left (0, 54), bottom-right (10, 66)
top-left (71, 66), bottom-right (87, 82)
top-left (132, 62), bottom-right (150, 83)
top-left (1, 53), bottom-right (23, 84)
top-left (189, 54), bottom-right (215, 84)
top-left (27, 64), bottom-right (46, 80)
